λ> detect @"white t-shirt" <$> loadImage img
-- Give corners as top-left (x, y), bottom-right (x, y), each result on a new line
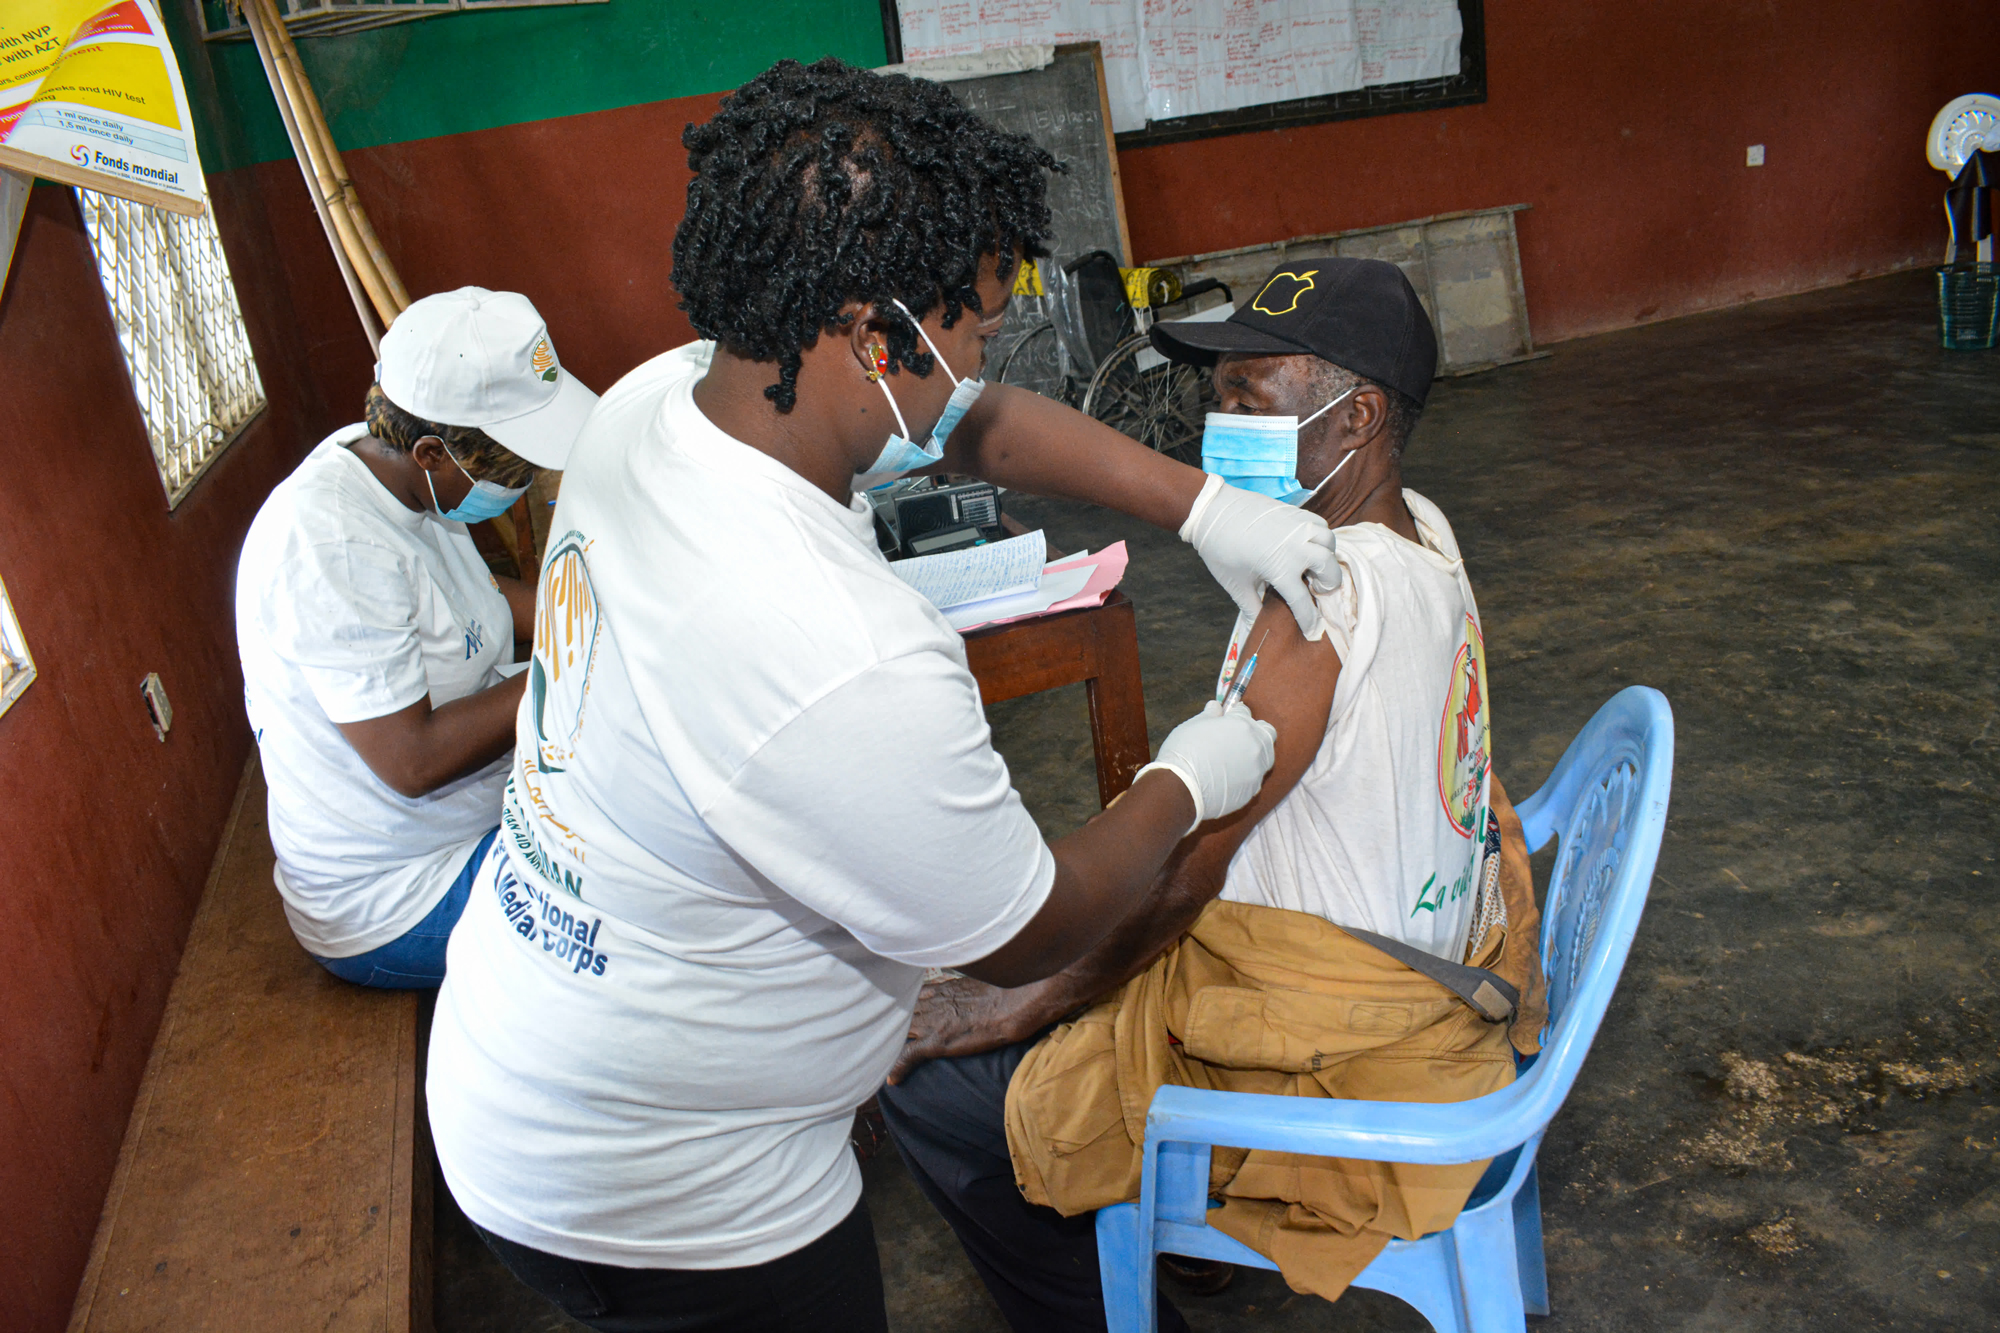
top-left (236, 427), bottom-right (513, 958)
top-left (427, 342), bottom-right (1055, 1269)
top-left (1218, 490), bottom-right (1491, 961)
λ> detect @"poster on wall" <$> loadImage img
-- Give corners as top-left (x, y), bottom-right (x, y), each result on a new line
top-left (0, 0), bottom-right (205, 217)
top-left (894, 0), bottom-right (1462, 134)
top-left (0, 572), bottom-right (36, 720)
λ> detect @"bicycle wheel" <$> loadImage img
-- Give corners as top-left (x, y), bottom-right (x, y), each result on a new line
top-left (995, 321), bottom-right (1075, 403)
top-left (1081, 333), bottom-right (1214, 461)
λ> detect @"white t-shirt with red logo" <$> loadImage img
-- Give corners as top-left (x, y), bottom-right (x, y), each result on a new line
top-left (426, 342), bottom-right (1055, 1270)
top-left (1217, 490), bottom-right (1490, 961)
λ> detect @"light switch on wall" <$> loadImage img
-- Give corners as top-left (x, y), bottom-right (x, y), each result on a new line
top-left (1746, 144), bottom-right (1766, 166)
top-left (141, 672), bottom-right (172, 742)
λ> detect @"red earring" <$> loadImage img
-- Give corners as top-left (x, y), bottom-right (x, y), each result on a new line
top-left (866, 344), bottom-right (889, 382)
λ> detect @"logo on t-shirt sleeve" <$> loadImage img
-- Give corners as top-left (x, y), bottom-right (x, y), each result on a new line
top-left (1436, 614), bottom-right (1490, 839)
top-left (530, 531), bottom-right (599, 773)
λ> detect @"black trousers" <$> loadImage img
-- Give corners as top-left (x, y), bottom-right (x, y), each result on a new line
top-left (876, 1038), bottom-right (1190, 1333)
top-left (474, 1198), bottom-right (887, 1333)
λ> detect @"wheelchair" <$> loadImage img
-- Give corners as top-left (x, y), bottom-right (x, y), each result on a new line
top-left (994, 251), bottom-right (1231, 463)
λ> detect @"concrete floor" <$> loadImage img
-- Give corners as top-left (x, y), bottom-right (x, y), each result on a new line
top-left (436, 269), bottom-right (2000, 1330)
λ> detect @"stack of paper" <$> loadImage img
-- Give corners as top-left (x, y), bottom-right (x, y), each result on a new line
top-left (896, 528), bottom-right (1136, 632)
top-left (891, 531), bottom-right (1132, 632)
top-left (890, 530), bottom-right (1046, 612)
top-left (940, 562), bottom-right (1094, 631)
top-left (954, 542), bottom-right (1129, 631)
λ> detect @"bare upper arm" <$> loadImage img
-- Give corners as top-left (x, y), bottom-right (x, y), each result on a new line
top-left (494, 574), bottom-right (537, 643)
top-left (1174, 590), bottom-right (1342, 879)
top-left (335, 698), bottom-right (434, 797)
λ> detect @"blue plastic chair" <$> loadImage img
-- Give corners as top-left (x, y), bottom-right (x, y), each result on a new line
top-left (1097, 686), bottom-right (1674, 1333)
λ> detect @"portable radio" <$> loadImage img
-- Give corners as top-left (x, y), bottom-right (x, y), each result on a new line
top-left (868, 478), bottom-right (1006, 559)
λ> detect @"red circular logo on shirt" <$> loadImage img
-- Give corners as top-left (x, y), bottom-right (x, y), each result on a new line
top-left (1436, 616), bottom-right (1490, 839)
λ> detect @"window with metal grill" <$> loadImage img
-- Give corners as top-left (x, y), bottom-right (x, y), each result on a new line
top-left (76, 189), bottom-right (266, 507)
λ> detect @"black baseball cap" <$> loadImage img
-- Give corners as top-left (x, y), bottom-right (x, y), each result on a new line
top-left (1150, 256), bottom-right (1439, 405)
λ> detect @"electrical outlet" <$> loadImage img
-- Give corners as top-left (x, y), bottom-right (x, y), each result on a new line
top-left (1746, 144), bottom-right (1765, 166)
top-left (141, 672), bottom-right (172, 741)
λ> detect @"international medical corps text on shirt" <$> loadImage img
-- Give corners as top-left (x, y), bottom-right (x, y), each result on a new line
top-left (427, 343), bottom-right (1056, 1269)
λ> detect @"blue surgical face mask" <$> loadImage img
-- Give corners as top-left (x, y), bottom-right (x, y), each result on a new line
top-left (1200, 385), bottom-right (1355, 504)
top-left (855, 300), bottom-right (990, 491)
top-left (426, 439), bottom-right (529, 524)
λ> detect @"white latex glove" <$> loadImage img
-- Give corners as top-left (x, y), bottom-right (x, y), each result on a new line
top-left (1179, 473), bottom-right (1341, 640)
top-left (1136, 699), bottom-right (1279, 835)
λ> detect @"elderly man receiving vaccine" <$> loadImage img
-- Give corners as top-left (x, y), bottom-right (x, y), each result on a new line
top-left (880, 258), bottom-right (1551, 1332)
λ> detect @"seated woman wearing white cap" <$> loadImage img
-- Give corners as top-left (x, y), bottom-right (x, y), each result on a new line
top-left (234, 287), bottom-right (597, 988)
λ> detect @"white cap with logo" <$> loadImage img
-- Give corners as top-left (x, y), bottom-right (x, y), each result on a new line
top-left (376, 287), bottom-right (597, 470)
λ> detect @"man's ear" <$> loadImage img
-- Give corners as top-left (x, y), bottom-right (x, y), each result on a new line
top-left (1347, 384), bottom-right (1391, 447)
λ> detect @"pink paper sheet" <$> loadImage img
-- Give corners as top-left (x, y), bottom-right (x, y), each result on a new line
top-left (963, 540), bottom-right (1128, 631)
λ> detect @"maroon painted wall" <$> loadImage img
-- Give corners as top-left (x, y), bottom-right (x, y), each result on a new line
top-left (248, 93), bottom-right (728, 430)
top-left (0, 182), bottom-right (328, 1332)
top-left (1118, 0), bottom-right (2000, 343)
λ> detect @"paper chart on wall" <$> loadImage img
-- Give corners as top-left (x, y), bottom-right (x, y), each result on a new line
top-left (897, 0), bottom-right (1147, 131)
top-left (895, 0), bottom-right (1461, 134)
top-left (1139, 0), bottom-right (1461, 123)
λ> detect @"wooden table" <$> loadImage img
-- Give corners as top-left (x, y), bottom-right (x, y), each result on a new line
top-left (961, 589), bottom-right (1151, 807)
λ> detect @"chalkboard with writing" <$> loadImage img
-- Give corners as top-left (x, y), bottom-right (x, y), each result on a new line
top-left (946, 43), bottom-right (1131, 272)
top-left (944, 43), bottom-right (1131, 396)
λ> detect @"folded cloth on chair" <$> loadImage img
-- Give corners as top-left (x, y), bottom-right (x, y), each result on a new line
top-left (1483, 775), bottom-right (1548, 1053)
top-left (1004, 903), bottom-right (1519, 1303)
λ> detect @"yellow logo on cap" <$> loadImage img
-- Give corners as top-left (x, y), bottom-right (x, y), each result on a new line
top-left (530, 336), bottom-right (558, 383)
top-left (1251, 270), bottom-right (1318, 316)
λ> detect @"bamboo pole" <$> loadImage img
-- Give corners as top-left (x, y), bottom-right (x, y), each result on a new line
top-left (241, 0), bottom-right (403, 326)
top-left (255, 0), bottom-right (410, 311)
top-left (240, 0), bottom-right (381, 353)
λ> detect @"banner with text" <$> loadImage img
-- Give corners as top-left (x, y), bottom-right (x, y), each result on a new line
top-left (0, 0), bottom-right (203, 216)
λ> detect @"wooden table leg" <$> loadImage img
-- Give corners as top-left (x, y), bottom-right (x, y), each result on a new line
top-left (961, 591), bottom-right (1153, 809)
top-left (1082, 597), bottom-right (1151, 805)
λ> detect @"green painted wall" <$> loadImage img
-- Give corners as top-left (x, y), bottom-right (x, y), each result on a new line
top-left (165, 0), bottom-right (888, 174)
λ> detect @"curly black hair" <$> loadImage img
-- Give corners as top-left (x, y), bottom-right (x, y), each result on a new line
top-left (673, 57), bottom-right (1060, 412)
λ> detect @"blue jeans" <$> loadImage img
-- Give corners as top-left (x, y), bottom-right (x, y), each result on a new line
top-left (310, 828), bottom-right (497, 989)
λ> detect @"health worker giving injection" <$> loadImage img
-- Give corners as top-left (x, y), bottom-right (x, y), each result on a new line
top-left (426, 59), bottom-right (1339, 1331)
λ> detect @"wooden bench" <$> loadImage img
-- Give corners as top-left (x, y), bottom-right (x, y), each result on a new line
top-left (68, 759), bottom-right (432, 1333)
